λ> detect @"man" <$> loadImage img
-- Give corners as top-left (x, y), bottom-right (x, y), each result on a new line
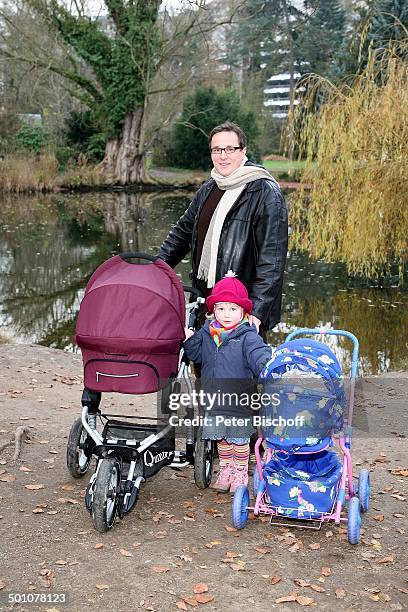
top-left (158, 121), bottom-right (288, 334)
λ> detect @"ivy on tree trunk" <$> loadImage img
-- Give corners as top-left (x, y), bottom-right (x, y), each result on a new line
top-left (25, 0), bottom-right (161, 185)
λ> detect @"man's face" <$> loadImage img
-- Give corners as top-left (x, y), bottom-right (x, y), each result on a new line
top-left (210, 130), bottom-right (247, 176)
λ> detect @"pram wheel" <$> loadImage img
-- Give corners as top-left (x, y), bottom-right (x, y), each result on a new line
top-left (92, 458), bottom-right (121, 532)
top-left (358, 469), bottom-right (370, 513)
top-left (231, 485), bottom-right (250, 529)
top-left (194, 430), bottom-right (214, 489)
top-left (347, 496), bottom-right (361, 544)
top-left (66, 417), bottom-right (93, 478)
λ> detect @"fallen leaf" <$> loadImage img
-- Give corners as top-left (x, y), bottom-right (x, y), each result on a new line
top-left (230, 562), bottom-right (246, 571)
top-left (389, 468), bottom-right (408, 477)
top-left (195, 594), bottom-right (214, 604)
top-left (32, 507), bottom-right (44, 514)
top-left (377, 556), bottom-right (394, 564)
top-left (193, 583), bottom-right (209, 594)
top-left (335, 587), bottom-right (346, 599)
top-left (176, 602), bottom-right (188, 611)
top-left (55, 560), bottom-right (67, 566)
top-left (95, 584), bottom-right (110, 590)
top-left (19, 466), bottom-right (32, 472)
top-left (94, 543), bottom-right (104, 550)
top-left (373, 515), bottom-right (385, 522)
top-left (168, 517), bottom-right (182, 524)
top-left (0, 473), bottom-right (16, 482)
top-left (151, 566), bottom-right (170, 573)
top-left (308, 543), bottom-right (321, 550)
top-left (155, 530), bottom-right (168, 539)
top-left (393, 513), bottom-right (405, 519)
top-left (269, 576), bottom-right (282, 585)
top-left (179, 555), bottom-right (192, 562)
top-left (255, 547), bottom-right (270, 555)
top-left (25, 484), bottom-right (45, 490)
top-left (321, 567), bottom-right (332, 576)
top-left (183, 596), bottom-right (198, 607)
top-left (310, 584), bottom-right (325, 593)
top-left (275, 594), bottom-right (297, 603)
top-left (132, 542), bottom-right (142, 548)
top-left (225, 525), bottom-right (237, 532)
top-left (296, 595), bottom-right (316, 606)
top-left (120, 549), bottom-right (133, 557)
top-left (61, 484), bottom-right (75, 491)
top-left (47, 511), bottom-right (58, 515)
top-left (225, 552), bottom-right (240, 559)
top-left (0, 580), bottom-right (5, 590)
top-left (294, 579), bottom-right (310, 587)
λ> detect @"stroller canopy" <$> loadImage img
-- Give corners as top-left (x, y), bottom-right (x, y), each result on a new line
top-left (260, 338), bottom-right (345, 451)
top-left (76, 255), bottom-right (185, 354)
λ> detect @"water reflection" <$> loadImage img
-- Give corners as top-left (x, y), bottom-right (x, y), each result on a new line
top-left (0, 191), bottom-right (406, 374)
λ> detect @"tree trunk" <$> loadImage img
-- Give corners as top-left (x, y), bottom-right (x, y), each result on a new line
top-left (103, 107), bottom-right (151, 185)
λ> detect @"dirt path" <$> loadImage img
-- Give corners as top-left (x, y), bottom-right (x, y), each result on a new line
top-left (0, 344), bottom-right (407, 612)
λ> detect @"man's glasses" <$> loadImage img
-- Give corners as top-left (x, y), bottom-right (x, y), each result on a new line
top-left (210, 146), bottom-right (242, 155)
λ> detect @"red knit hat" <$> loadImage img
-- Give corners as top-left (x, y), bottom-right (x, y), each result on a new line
top-left (206, 272), bottom-right (253, 314)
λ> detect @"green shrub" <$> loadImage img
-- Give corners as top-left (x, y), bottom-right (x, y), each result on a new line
top-left (13, 124), bottom-right (48, 154)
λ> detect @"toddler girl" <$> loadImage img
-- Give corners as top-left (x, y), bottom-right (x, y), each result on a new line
top-left (184, 273), bottom-right (271, 493)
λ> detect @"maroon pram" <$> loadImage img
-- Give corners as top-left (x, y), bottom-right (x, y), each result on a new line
top-left (67, 253), bottom-right (214, 533)
top-left (75, 252), bottom-right (185, 394)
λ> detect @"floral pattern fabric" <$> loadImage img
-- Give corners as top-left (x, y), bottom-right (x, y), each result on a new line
top-left (263, 450), bottom-right (342, 518)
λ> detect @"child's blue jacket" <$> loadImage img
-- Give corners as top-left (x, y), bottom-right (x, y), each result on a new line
top-left (184, 320), bottom-right (271, 379)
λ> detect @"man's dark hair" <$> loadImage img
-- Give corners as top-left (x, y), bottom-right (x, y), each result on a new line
top-left (208, 122), bottom-right (247, 149)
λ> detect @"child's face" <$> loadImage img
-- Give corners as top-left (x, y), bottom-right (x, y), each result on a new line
top-left (213, 302), bottom-right (243, 327)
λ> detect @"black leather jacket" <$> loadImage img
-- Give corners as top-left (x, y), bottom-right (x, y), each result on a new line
top-left (158, 164), bottom-right (288, 329)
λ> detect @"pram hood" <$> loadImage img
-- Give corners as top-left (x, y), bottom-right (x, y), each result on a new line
top-left (76, 254), bottom-right (185, 353)
top-left (75, 254), bottom-right (186, 394)
top-left (260, 338), bottom-right (345, 451)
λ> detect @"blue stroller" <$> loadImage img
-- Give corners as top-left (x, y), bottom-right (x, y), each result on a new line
top-left (231, 328), bottom-right (370, 545)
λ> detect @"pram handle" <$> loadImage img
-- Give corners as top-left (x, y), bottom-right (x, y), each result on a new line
top-left (119, 252), bottom-right (159, 263)
top-left (182, 284), bottom-right (203, 298)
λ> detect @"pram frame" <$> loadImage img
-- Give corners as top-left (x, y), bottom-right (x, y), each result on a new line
top-left (232, 328), bottom-right (370, 545)
top-left (67, 254), bottom-right (214, 532)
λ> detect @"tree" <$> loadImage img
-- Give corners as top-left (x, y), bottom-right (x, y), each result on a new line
top-left (174, 86), bottom-right (260, 170)
top-left (0, 1), bottom-right (246, 184)
top-left (290, 41), bottom-right (408, 283)
top-left (297, 0), bottom-right (347, 78)
top-left (369, 0), bottom-right (408, 48)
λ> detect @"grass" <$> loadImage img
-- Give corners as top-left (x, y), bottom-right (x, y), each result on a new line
top-left (262, 159), bottom-right (306, 173)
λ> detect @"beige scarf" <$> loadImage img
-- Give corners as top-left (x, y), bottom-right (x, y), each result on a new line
top-left (197, 161), bottom-right (277, 288)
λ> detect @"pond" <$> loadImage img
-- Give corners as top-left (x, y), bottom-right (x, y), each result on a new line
top-left (0, 190), bottom-right (407, 375)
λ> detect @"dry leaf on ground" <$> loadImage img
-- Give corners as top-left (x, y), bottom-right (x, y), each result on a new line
top-left (321, 567), bottom-right (332, 576)
top-left (119, 549), bottom-right (133, 557)
top-left (151, 566), bottom-right (170, 573)
top-left (193, 583), bottom-right (208, 594)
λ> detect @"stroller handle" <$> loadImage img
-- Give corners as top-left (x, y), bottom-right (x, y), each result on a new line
top-left (182, 284), bottom-right (203, 298)
top-left (285, 328), bottom-right (359, 379)
top-left (119, 251), bottom-right (159, 263)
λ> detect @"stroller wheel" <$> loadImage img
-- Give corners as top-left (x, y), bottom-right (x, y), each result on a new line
top-left (252, 462), bottom-right (264, 498)
top-left (358, 469), bottom-right (370, 513)
top-left (347, 496), bottom-right (361, 545)
top-left (231, 485), bottom-right (250, 529)
top-left (92, 459), bottom-right (121, 532)
top-left (66, 418), bottom-right (93, 478)
top-left (194, 431), bottom-right (214, 489)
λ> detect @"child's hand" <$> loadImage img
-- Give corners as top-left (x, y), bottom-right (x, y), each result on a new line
top-left (184, 328), bottom-right (194, 340)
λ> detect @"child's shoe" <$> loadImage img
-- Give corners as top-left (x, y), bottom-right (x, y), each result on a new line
top-left (230, 466), bottom-right (249, 494)
top-left (211, 464), bottom-right (234, 492)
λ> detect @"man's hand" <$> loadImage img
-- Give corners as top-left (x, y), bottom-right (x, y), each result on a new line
top-left (249, 315), bottom-right (261, 332)
top-left (184, 328), bottom-right (194, 340)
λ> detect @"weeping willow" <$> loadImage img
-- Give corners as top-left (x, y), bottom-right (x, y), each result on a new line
top-left (290, 42), bottom-right (408, 283)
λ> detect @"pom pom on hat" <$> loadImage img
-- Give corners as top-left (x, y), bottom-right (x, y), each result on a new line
top-left (206, 272), bottom-right (253, 314)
